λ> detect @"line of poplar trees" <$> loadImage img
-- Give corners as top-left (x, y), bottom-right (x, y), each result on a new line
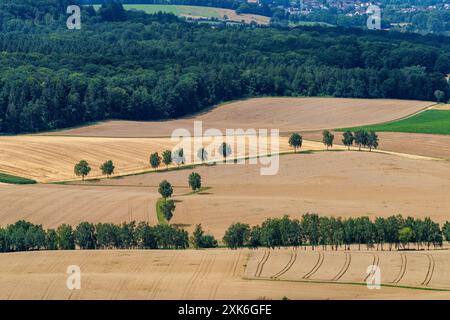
top-left (0, 220), bottom-right (190, 252)
top-left (223, 214), bottom-right (450, 251)
top-left (2, 214), bottom-right (449, 253)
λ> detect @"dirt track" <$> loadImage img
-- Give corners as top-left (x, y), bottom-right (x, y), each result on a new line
top-left (1, 248), bottom-right (449, 300)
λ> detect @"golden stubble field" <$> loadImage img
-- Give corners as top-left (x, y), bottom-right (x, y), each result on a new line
top-left (1, 97), bottom-right (449, 300)
top-left (1, 152), bottom-right (449, 238)
top-left (46, 97), bottom-right (432, 138)
top-left (0, 97), bottom-right (436, 182)
top-left (1, 248), bottom-right (449, 300)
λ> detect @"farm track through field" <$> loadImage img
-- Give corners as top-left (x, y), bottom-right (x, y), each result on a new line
top-left (392, 253), bottom-right (407, 284)
top-left (254, 250), bottom-right (270, 278)
top-left (303, 251), bottom-right (324, 279)
top-left (271, 248), bottom-right (297, 279)
top-left (421, 254), bottom-right (435, 286)
top-left (364, 253), bottom-right (380, 282)
top-left (332, 252), bottom-right (351, 281)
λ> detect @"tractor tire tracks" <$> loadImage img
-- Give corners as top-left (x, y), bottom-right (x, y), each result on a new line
top-left (421, 254), bottom-right (435, 286)
top-left (271, 248), bottom-right (297, 279)
top-left (303, 251), bottom-right (324, 280)
top-left (332, 252), bottom-right (351, 281)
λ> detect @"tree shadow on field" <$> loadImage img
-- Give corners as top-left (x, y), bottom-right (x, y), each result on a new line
top-left (172, 223), bottom-right (191, 228)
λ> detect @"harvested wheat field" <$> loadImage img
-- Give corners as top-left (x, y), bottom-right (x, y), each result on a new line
top-left (0, 248), bottom-right (449, 300)
top-left (2, 152), bottom-right (450, 238)
top-left (0, 135), bottom-right (289, 182)
top-left (302, 131), bottom-right (450, 160)
top-left (245, 247), bottom-right (450, 292)
top-left (0, 97), bottom-right (434, 182)
top-left (46, 98), bottom-right (432, 138)
top-left (0, 136), bottom-right (172, 182)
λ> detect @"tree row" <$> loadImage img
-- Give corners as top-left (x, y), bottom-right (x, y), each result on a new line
top-left (0, 220), bottom-right (217, 252)
top-left (223, 214), bottom-right (450, 250)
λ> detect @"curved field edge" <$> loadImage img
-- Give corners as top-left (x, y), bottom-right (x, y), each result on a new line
top-left (336, 110), bottom-right (450, 135)
top-left (40, 97), bottom-right (433, 138)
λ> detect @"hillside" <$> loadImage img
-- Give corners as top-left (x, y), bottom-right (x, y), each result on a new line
top-left (0, 0), bottom-right (448, 134)
top-left (48, 97), bottom-right (431, 137)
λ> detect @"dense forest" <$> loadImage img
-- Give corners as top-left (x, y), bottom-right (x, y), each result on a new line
top-left (0, 0), bottom-right (449, 134)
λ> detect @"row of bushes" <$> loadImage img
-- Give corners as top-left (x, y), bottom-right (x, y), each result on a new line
top-left (223, 214), bottom-right (450, 250)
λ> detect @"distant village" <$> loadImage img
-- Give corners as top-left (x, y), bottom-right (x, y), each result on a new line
top-left (247, 0), bottom-right (450, 16)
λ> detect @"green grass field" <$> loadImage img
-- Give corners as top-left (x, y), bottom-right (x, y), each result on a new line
top-left (0, 173), bottom-right (37, 184)
top-left (94, 4), bottom-right (222, 19)
top-left (156, 198), bottom-right (168, 225)
top-left (338, 110), bottom-right (450, 135)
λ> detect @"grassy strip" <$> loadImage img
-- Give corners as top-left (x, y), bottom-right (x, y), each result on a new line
top-left (0, 173), bottom-right (37, 184)
top-left (336, 110), bottom-right (450, 135)
top-left (156, 198), bottom-right (168, 225)
top-left (243, 276), bottom-right (450, 292)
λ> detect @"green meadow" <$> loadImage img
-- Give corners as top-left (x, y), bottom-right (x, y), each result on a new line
top-left (94, 4), bottom-right (222, 19)
top-left (338, 110), bottom-right (450, 135)
top-left (0, 173), bottom-right (37, 184)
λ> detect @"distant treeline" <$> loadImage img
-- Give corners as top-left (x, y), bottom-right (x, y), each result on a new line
top-left (1, 215), bottom-right (450, 253)
top-left (0, 0), bottom-right (449, 134)
top-left (223, 214), bottom-right (450, 251)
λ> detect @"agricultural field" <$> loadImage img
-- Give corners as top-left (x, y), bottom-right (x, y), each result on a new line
top-left (94, 4), bottom-right (270, 25)
top-left (0, 98), bottom-right (433, 182)
top-left (1, 151), bottom-right (449, 239)
top-left (1, 248), bottom-right (449, 299)
top-left (340, 110), bottom-right (450, 135)
top-left (46, 98), bottom-right (432, 138)
top-left (302, 131), bottom-right (450, 160)
top-left (3, 0), bottom-right (450, 304)
top-left (1, 97), bottom-right (450, 300)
